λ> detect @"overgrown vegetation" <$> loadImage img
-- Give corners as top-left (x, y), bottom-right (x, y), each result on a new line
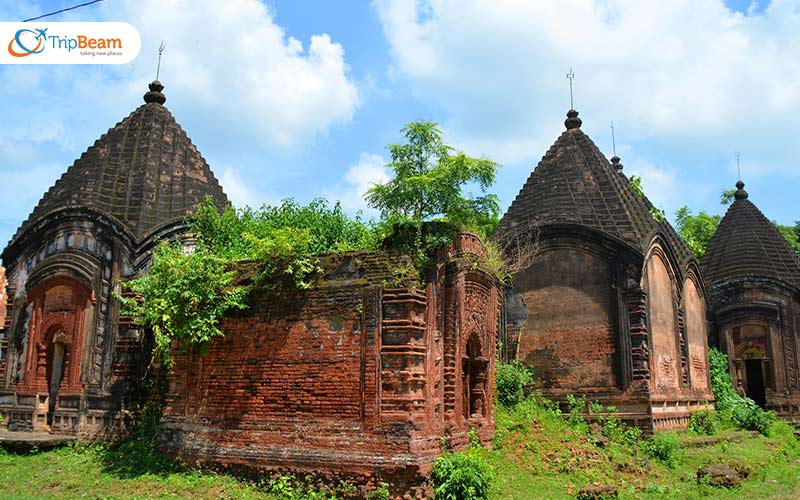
top-left (431, 448), bottom-right (493, 500)
top-left (495, 360), bottom-right (535, 408)
top-left (120, 198), bottom-right (377, 367)
top-left (121, 121), bottom-right (506, 368)
top-left (486, 389), bottom-right (800, 499)
top-left (708, 347), bottom-right (776, 435)
top-left (2, 389), bottom-right (800, 499)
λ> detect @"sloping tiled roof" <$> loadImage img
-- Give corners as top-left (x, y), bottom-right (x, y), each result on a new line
top-left (701, 182), bottom-right (800, 289)
top-left (7, 81), bottom-right (228, 248)
top-left (498, 111), bottom-right (673, 255)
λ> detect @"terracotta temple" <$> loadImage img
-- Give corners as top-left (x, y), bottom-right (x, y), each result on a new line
top-left (496, 109), bottom-right (715, 431)
top-left (0, 82), bottom-right (228, 437)
top-left (702, 181), bottom-right (800, 421)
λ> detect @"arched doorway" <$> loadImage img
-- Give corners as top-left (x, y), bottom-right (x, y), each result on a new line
top-left (45, 326), bottom-right (70, 425)
top-left (462, 333), bottom-right (488, 420)
top-left (742, 346), bottom-right (767, 408)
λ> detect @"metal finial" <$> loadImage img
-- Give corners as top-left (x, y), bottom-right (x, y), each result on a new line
top-left (735, 151), bottom-right (741, 181)
top-left (566, 68), bottom-right (575, 110)
top-left (610, 121), bottom-right (616, 156)
top-left (156, 41), bottom-right (166, 80)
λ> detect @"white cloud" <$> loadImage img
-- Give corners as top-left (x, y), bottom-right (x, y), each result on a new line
top-left (324, 153), bottom-right (390, 216)
top-left (374, 0), bottom-right (800, 174)
top-left (110, 0), bottom-right (360, 147)
top-left (219, 167), bottom-right (279, 209)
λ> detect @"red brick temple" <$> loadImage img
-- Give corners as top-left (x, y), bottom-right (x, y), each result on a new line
top-left (495, 109), bottom-right (715, 431)
top-left (0, 82), bottom-right (228, 437)
top-left (702, 181), bottom-right (800, 421)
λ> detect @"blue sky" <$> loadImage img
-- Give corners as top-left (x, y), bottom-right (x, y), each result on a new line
top-left (0, 0), bottom-right (797, 249)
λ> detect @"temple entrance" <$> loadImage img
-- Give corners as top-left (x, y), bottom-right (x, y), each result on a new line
top-left (45, 328), bottom-right (69, 425)
top-left (462, 334), bottom-right (488, 420)
top-left (744, 359), bottom-right (766, 408)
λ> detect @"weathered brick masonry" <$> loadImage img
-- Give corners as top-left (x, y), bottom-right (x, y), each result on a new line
top-left (496, 109), bottom-right (715, 431)
top-left (158, 233), bottom-right (501, 492)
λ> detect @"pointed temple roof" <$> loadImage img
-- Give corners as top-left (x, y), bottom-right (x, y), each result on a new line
top-left (5, 81), bottom-right (228, 252)
top-left (701, 181), bottom-right (800, 289)
top-left (497, 109), bottom-right (693, 272)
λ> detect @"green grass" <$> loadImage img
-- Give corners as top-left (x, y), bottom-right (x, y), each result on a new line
top-left (485, 398), bottom-right (800, 499)
top-left (1, 404), bottom-right (798, 499)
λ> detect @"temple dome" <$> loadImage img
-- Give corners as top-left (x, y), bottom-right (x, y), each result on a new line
top-left (4, 81), bottom-right (228, 255)
top-left (497, 110), bottom-right (692, 272)
top-left (701, 182), bottom-right (800, 289)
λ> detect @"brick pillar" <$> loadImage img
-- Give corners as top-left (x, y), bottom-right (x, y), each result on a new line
top-left (379, 288), bottom-right (428, 430)
top-left (624, 287), bottom-right (651, 393)
top-left (677, 308), bottom-right (688, 387)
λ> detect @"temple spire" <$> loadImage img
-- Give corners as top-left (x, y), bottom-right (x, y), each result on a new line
top-left (143, 80), bottom-right (166, 105)
top-left (144, 42), bottom-right (167, 105)
top-left (734, 180), bottom-right (748, 200)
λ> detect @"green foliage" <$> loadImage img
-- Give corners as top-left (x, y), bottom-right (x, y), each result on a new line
top-left (121, 198), bottom-right (378, 366)
top-left (708, 347), bottom-right (776, 435)
top-left (120, 243), bottom-right (249, 366)
top-left (773, 220), bottom-right (800, 256)
top-left (134, 399), bottom-right (164, 447)
top-left (495, 360), bottom-right (535, 408)
top-left (366, 482), bottom-right (390, 500)
top-left (593, 405), bottom-right (642, 446)
top-left (366, 121), bottom-right (501, 255)
top-left (628, 175), bottom-right (666, 223)
top-left (628, 175), bottom-right (644, 198)
top-left (193, 197), bottom-right (379, 260)
top-left (732, 402), bottom-right (776, 436)
top-left (675, 206), bottom-right (722, 259)
top-left (565, 394), bottom-right (590, 435)
top-left (720, 188), bottom-right (737, 205)
top-left (649, 206), bottom-right (666, 222)
top-left (264, 475), bottom-right (336, 500)
top-left (688, 410), bottom-right (719, 436)
top-left (482, 242), bottom-right (512, 284)
top-left (642, 432), bottom-right (680, 467)
top-left (431, 449), bottom-right (493, 500)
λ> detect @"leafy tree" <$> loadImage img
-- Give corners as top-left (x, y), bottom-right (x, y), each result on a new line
top-left (366, 121), bottom-right (500, 246)
top-left (773, 221), bottom-right (800, 256)
top-left (674, 206), bottom-right (722, 259)
top-left (720, 188), bottom-right (736, 205)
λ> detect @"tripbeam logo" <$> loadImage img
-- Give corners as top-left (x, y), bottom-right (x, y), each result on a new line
top-left (1, 22), bottom-right (140, 64)
top-left (7, 28), bottom-right (47, 57)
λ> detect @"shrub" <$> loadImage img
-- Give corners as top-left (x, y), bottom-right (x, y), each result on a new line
top-left (431, 450), bottom-right (493, 500)
top-left (366, 483), bottom-right (390, 500)
top-left (642, 432), bottom-right (679, 467)
top-left (708, 348), bottom-right (776, 435)
top-left (495, 360), bottom-right (534, 408)
top-left (732, 400), bottom-right (775, 435)
top-left (688, 410), bottom-right (719, 436)
top-left (565, 394), bottom-right (590, 434)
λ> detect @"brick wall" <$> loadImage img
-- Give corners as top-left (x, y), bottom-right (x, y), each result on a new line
top-left (644, 252), bottom-right (681, 393)
top-left (158, 241), bottom-right (500, 495)
top-left (515, 247), bottom-right (617, 390)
